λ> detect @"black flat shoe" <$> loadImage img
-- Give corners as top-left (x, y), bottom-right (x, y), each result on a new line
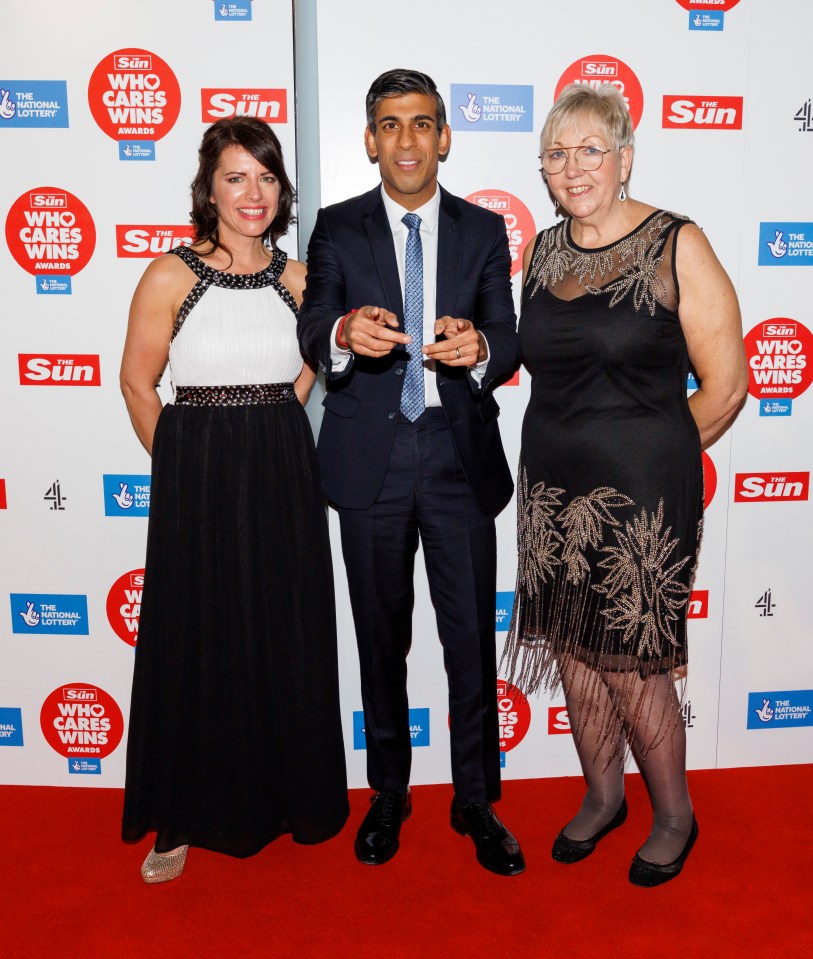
top-left (629, 816), bottom-right (699, 887)
top-left (551, 798), bottom-right (628, 864)
top-left (354, 790), bottom-right (412, 865)
top-left (450, 799), bottom-right (525, 876)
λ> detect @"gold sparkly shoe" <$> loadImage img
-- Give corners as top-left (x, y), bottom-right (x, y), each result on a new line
top-left (140, 845), bottom-right (189, 884)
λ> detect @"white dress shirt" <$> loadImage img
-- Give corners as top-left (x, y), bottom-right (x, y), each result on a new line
top-left (330, 185), bottom-right (487, 401)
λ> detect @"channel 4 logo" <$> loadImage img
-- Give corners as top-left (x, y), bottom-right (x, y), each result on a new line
top-left (0, 707), bottom-right (24, 746)
top-left (747, 690), bottom-right (813, 730)
top-left (495, 591), bottom-right (514, 632)
top-left (353, 708), bottom-right (430, 749)
top-left (103, 475), bottom-right (151, 516)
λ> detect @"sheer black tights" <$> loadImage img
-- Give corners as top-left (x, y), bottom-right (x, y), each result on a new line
top-left (559, 657), bottom-right (694, 865)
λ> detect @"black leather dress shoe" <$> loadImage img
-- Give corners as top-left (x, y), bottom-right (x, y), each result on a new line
top-left (629, 816), bottom-right (698, 887)
top-left (551, 798), bottom-right (628, 864)
top-left (450, 799), bottom-right (525, 876)
top-left (354, 790), bottom-right (412, 865)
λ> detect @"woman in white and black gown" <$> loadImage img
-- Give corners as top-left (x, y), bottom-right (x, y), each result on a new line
top-left (120, 117), bottom-right (348, 882)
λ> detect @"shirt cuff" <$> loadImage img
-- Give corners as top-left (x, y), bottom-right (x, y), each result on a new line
top-left (330, 315), bottom-right (353, 369)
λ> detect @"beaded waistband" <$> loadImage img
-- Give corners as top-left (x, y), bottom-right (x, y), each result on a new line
top-left (174, 383), bottom-right (296, 407)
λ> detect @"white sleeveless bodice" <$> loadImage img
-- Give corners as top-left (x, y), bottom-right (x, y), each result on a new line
top-left (168, 247), bottom-right (302, 388)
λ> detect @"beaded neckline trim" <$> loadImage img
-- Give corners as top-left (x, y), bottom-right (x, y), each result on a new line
top-left (168, 245), bottom-right (298, 340)
top-left (526, 210), bottom-right (688, 316)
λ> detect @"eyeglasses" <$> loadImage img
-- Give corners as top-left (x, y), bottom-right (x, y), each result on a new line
top-left (539, 145), bottom-right (615, 175)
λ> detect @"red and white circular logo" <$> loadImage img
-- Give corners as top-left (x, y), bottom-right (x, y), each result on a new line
top-left (702, 451), bottom-right (717, 509)
top-left (497, 679), bottom-right (531, 752)
top-left (5, 187), bottom-right (96, 275)
top-left (555, 55), bottom-right (644, 130)
top-left (88, 48), bottom-right (181, 141)
top-left (744, 318), bottom-right (813, 400)
top-left (675, 0), bottom-right (741, 10)
top-left (40, 683), bottom-right (124, 758)
top-left (106, 569), bottom-right (144, 647)
top-left (466, 190), bottom-right (535, 278)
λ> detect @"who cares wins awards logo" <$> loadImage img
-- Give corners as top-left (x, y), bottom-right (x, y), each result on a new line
top-left (744, 318), bottom-right (812, 417)
top-left (498, 680), bottom-right (531, 755)
top-left (5, 187), bottom-right (95, 295)
top-left (555, 55), bottom-right (644, 129)
top-left (40, 684), bottom-right (124, 773)
top-left (88, 49), bottom-right (181, 161)
top-left (465, 190), bottom-right (535, 280)
top-left (107, 569), bottom-right (144, 648)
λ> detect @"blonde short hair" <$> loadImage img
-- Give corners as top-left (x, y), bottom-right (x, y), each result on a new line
top-left (541, 83), bottom-right (634, 152)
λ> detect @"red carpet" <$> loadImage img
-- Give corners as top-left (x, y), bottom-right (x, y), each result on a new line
top-left (4, 766), bottom-right (811, 958)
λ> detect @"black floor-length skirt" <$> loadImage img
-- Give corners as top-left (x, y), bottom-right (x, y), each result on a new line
top-left (122, 396), bottom-right (349, 856)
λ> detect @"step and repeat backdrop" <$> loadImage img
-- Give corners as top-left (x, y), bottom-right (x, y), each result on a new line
top-left (2, 0), bottom-right (812, 789)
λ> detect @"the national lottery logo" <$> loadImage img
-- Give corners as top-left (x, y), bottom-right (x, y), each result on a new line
top-left (87, 48), bottom-right (181, 144)
top-left (547, 706), bottom-right (571, 735)
top-left (10, 594), bottom-right (89, 635)
top-left (734, 472), bottom-right (810, 503)
top-left (497, 679), bottom-right (531, 751)
top-left (18, 354), bottom-right (101, 386)
top-left (758, 223), bottom-right (813, 266)
top-left (106, 569), bottom-right (145, 647)
top-left (0, 707), bottom-right (24, 746)
top-left (103, 474), bottom-right (150, 516)
top-left (662, 96), bottom-right (743, 129)
top-left (747, 690), bottom-right (813, 730)
top-left (353, 708), bottom-right (430, 749)
top-left (450, 84), bottom-right (533, 133)
top-left (743, 319), bottom-right (813, 405)
top-left (116, 225), bottom-right (195, 258)
top-left (687, 590), bottom-right (709, 619)
top-left (555, 54), bottom-right (644, 129)
top-left (201, 88), bottom-right (287, 123)
top-left (0, 81), bottom-right (69, 128)
top-left (5, 187), bottom-right (96, 282)
top-left (69, 758), bottom-right (101, 775)
top-left (494, 591), bottom-right (514, 632)
top-left (214, 1), bottom-right (252, 20)
top-left (688, 12), bottom-right (724, 31)
top-left (794, 99), bottom-right (813, 133)
top-left (465, 190), bottom-right (535, 279)
top-left (40, 683), bottom-right (124, 758)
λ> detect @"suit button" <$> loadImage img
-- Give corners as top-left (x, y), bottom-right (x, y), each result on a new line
top-left (395, 368), bottom-right (404, 376)
top-left (387, 412), bottom-right (396, 420)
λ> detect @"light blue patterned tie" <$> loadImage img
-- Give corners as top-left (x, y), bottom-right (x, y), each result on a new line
top-left (400, 212), bottom-right (425, 422)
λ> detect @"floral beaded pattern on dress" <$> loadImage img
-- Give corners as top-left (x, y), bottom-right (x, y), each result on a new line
top-left (524, 210), bottom-right (690, 314)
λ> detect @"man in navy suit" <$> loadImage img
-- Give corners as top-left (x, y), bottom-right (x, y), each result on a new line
top-left (298, 69), bottom-right (523, 876)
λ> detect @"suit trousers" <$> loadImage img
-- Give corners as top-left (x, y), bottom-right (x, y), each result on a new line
top-left (338, 408), bottom-right (502, 805)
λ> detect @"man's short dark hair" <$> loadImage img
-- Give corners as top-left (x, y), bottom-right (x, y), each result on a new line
top-left (366, 69), bottom-right (447, 133)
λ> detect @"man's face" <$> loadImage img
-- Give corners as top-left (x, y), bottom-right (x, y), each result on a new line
top-left (364, 93), bottom-right (451, 211)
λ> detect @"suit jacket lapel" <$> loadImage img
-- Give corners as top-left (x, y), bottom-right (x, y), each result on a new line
top-left (436, 187), bottom-right (462, 319)
top-left (363, 191), bottom-right (404, 326)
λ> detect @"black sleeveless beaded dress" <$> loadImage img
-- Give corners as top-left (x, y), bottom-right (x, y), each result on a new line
top-left (502, 210), bottom-right (702, 746)
top-left (122, 247), bottom-right (349, 856)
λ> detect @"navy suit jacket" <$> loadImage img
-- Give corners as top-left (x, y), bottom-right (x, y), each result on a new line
top-left (297, 185), bottom-right (518, 514)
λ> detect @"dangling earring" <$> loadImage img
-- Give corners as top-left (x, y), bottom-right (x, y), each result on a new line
top-left (618, 183), bottom-right (627, 202)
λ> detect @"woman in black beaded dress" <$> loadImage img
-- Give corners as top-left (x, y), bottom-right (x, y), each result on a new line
top-left (119, 118), bottom-right (348, 882)
top-left (502, 84), bottom-right (747, 886)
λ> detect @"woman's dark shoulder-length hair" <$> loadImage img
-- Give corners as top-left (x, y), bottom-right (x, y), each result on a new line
top-left (190, 116), bottom-right (295, 255)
